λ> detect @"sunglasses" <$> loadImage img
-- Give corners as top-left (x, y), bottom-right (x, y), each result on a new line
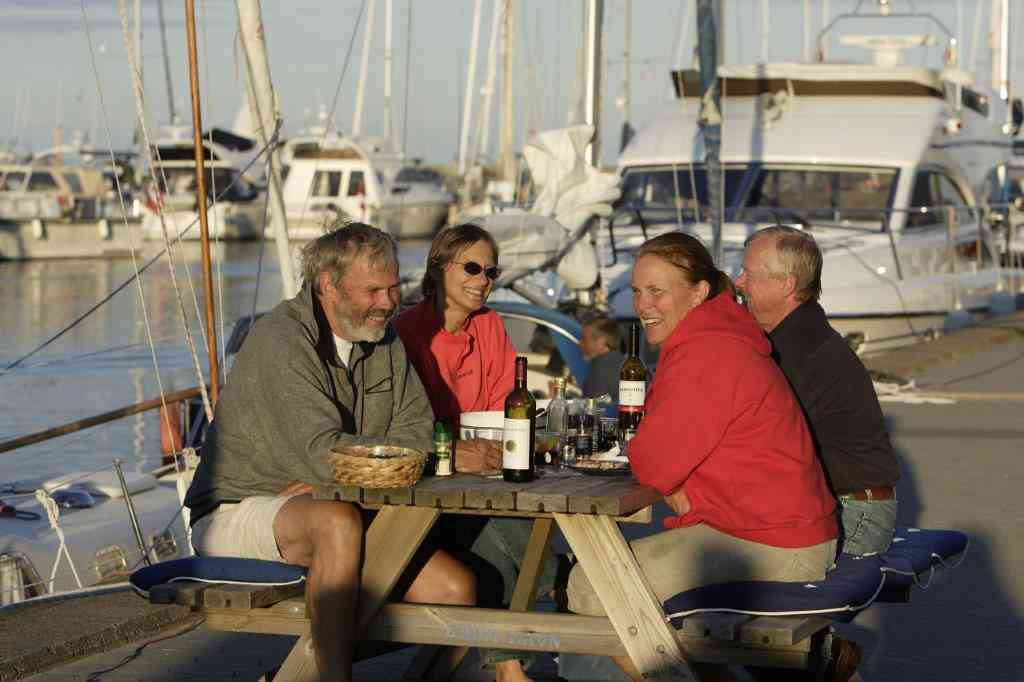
top-left (455, 261), bottom-right (502, 280)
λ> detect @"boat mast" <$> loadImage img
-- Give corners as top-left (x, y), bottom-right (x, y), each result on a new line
top-left (236, 0), bottom-right (298, 300)
top-left (157, 0), bottom-right (178, 124)
top-left (457, 0), bottom-right (483, 177)
top-left (620, 0), bottom-right (633, 152)
top-left (384, 0), bottom-right (394, 148)
top-left (183, 0), bottom-right (220, 405)
top-left (583, 0), bottom-right (604, 168)
top-left (474, 0), bottom-right (502, 166)
top-left (499, 0), bottom-right (516, 181)
top-left (352, 0), bottom-right (377, 138)
top-left (696, 0), bottom-right (724, 266)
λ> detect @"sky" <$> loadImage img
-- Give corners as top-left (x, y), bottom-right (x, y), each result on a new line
top-left (2, 1), bottom-right (1022, 167)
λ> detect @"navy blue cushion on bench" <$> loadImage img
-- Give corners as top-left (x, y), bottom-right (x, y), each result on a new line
top-left (876, 527), bottom-right (969, 598)
top-left (663, 527), bottom-right (969, 626)
top-left (664, 554), bottom-right (890, 625)
top-left (130, 556), bottom-right (307, 598)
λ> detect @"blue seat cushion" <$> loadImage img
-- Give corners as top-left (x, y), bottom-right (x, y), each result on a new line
top-left (876, 527), bottom-right (969, 597)
top-left (663, 527), bottom-right (969, 625)
top-left (130, 556), bottom-right (307, 598)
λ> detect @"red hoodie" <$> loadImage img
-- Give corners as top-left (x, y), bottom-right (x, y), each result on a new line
top-left (394, 297), bottom-right (516, 425)
top-left (629, 293), bottom-right (837, 548)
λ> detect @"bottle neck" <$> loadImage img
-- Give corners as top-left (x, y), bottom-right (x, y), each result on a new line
top-left (628, 324), bottom-right (641, 358)
top-left (514, 357), bottom-right (528, 389)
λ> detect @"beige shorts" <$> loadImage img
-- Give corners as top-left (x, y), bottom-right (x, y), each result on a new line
top-left (191, 495), bottom-right (299, 562)
top-left (567, 523), bottom-right (837, 617)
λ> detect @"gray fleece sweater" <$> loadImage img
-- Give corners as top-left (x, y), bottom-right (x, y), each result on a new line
top-left (185, 283), bottom-right (434, 521)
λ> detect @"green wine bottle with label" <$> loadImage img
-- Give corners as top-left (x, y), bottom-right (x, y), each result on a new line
top-left (503, 356), bottom-right (536, 482)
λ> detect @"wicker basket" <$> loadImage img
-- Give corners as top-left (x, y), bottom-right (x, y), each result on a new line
top-left (327, 445), bottom-right (426, 488)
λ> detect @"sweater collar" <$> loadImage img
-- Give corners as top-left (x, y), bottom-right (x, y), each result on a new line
top-left (768, 300), bottom-right (830, 366)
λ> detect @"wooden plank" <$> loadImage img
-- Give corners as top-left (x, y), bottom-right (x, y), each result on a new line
top-left (205, 609), bottom-right (309, 636)
top-left (410, 475), bottom-right (469, 509)
top-left (463, 478), bottom-right (528, 511)
top-left (516, 476), bottom-right (591, 513)
top-left (201, 583), bottom-right (304, 610)
top-left (554, 512), bottom-right (698, 681)
top-left (508, 517), bottom-right (554, 610)
top-left (740, 616), bottom-right (829, 648)
top-left (312, 483), bottom-right (362, 503)
top-left (149, 580), bottom-right (211, 607)
top-left (273, 631), bottom-right (318, 682)
top-left (363, 486), bottom-right (414, 506)
top-left (678, 613), bottom-right (754, 641)
top-left (567, 477), bottom-right (660, 516)
top-left (357, 505), bottom-right (441, 635)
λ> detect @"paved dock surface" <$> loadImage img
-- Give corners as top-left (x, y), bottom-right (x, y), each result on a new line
top-left (7, 311), bottom-right (1024, 680)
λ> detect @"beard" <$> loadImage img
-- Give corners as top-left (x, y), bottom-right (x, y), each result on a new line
top-left (332, 299), bottom-right (394, 342)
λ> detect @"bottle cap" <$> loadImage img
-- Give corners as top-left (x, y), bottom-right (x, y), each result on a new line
top-left (552, 377), bottom-right (565, 388)
top-left (586, 397), bottom-right (597, 409)
top-left (434, 421), bottom-right (449, 438)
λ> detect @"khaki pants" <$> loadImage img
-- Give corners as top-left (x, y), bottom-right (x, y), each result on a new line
top-left (567, 523), bottom-right (836, 617)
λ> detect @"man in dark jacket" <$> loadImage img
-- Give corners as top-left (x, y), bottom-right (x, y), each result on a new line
top-left (185, 224), bottom-right (479, 682)
top-left (736, 225), bottom-right (900, 557)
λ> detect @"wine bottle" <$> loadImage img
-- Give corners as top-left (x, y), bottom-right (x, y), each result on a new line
top-left (503, 356), bottom-right (536, 482)
top-left (618, 322), bottom-right (648, 443)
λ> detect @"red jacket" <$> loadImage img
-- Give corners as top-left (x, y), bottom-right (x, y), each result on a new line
top-left (629, 293), bottom-right (837, 549)
top-left (395, 297), bottom-right (516, 425)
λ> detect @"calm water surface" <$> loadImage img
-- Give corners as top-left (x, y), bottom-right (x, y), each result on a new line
top-left (0, 241), bottom-right (429, 486)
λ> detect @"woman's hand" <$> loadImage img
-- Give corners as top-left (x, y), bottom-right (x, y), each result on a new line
top-left (664, 486), bottom-right (691, 515)
top-left (455, 438), bottom-right (503, 474)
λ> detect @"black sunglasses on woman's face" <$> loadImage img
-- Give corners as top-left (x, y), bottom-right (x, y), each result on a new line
top-left (455, 261), bottom-right (502, 280)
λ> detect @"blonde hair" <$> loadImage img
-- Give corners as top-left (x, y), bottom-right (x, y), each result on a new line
top-left (745, 226), bottom-right (822, 302)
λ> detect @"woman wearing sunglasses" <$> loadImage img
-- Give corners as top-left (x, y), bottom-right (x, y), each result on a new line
top-left (396, 223), bottom-right (546, 682)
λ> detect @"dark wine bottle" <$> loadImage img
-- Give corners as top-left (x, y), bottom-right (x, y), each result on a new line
top-left (503, 356), bottom-right (536, 482)
top-left (618, 322), bottom-right (648, 443)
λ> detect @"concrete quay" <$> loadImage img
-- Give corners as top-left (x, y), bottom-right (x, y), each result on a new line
top-left (5, 312), bottom-right (1024, 681)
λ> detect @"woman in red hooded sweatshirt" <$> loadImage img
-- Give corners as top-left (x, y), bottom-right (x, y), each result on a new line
top-left (566, 233), bottom-right (838, 681)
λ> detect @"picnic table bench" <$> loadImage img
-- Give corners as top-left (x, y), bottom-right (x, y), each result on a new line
top-left (136, 471), bottom-right (965, 681)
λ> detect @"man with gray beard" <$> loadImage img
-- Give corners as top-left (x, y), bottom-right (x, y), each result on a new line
top-left (185, 223), bottom-right (476, 682)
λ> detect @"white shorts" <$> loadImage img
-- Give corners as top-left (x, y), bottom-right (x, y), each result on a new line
top-left (190, 495), bottom-right (299, 562)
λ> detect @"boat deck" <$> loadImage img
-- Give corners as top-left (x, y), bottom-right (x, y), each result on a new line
top-left (5, 308), bottom-right (1024, 681)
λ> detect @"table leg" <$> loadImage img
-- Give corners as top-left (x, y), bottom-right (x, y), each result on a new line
top-left (405, 517), bottom-right (555, 680)
top-left (554, 512), bottom-right (700, 682)
top-left (358, 505), bottom-right (441, 634)
top-left (272, 505), bottom-right (440, 682)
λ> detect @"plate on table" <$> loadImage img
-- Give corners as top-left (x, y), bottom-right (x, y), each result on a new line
top-left (565, 459), bottom-right (632, 476)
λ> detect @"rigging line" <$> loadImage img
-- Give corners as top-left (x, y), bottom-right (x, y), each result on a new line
top-left (292, 0), bottom-right (368, 233)
top-left (79, 0), bottom-right (177, 448)
top-left (251, 155), bottom-right (273, 324)
top-left (402, 0), bottom-right (413, 161)
top-left (118, 0), bottom-right (214, 424)
top-left (0, 135), bottom-right (277, 378)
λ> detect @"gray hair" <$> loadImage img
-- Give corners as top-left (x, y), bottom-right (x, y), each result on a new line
top-left (744, 225), bottom-right (822, 302)
top-left (300, 221), bottom-right (398, 293)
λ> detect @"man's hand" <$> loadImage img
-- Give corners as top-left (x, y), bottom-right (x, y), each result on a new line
top-left (455, 438), bottom-right (503, 474)
top-left (664, 486), bottom-right (691, 516)
top-left (278, 480), bottom-right (314, 497)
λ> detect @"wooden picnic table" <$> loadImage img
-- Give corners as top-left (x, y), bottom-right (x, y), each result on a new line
top-left (181, 468), bottom-right (834, 681)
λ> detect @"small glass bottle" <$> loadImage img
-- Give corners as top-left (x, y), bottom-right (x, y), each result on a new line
top-left (434, 421), bottom-right (452, 476)
top-left (576, 398), bottom-right (596, 458)
top-left (563, 401), bottom-right (580, 464)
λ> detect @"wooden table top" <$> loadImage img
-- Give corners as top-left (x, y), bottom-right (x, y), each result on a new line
top-left (314, 468), bottom-right (660, 518)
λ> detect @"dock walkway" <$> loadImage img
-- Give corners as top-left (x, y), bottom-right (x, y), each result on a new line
top-left (5, 311), bottom-right (1024, 681)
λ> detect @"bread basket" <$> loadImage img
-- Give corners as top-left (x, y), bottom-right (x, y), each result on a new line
top-left (327, 445), bottom-right (426, 488)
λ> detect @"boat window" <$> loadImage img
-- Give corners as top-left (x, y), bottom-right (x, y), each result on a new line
top-left (618, 165), bottom-right (747, 221)
top-left (310, 170), bottom-right (342, 198)
top-left (739, 167), bottom-right (896, 229)
top-left (907, 171), bottom-right (972, 228)
top-left (395, 167), bottom-right (442, 184)
top-left (62, 173), bottom-right (84, 194)
top-left (347, 170), bottom-right (366, 197)
top-left (961, 88), bottom-right (989, 117)
top-left (26, 172), bottom-right (60, 191)
top-left (1, 172), bottom-right (26, 191)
